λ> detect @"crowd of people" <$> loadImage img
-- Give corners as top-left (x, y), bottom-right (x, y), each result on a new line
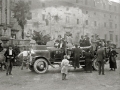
top-left (0, 34), bottom-right (118, 79)
top-left (59, 34), bottom-right (118, 80)
top-left (61, 44), bottom-right (118, 80)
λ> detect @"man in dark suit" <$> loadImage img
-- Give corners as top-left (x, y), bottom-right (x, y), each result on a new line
top-left (79, 35), bottom-right (85, 47)
top-left (97, 45), bottom-right (105, 75)
top-left (4, 45), bottom-right (16, 75)
top-left (72, 44), bottom-right (82, 69)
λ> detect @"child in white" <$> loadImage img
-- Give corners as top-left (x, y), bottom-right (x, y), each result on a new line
top-left (61, 55), bottom-right (69, 80)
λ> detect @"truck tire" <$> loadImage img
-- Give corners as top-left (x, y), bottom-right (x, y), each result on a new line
top-left (93, 58), bottom-right (99, 71)
top-left (29, 65), bottom-right (34, 72)
top-left (34, 58), bottom-right (48, 74)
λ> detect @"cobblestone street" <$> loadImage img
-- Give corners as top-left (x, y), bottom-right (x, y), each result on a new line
top-left (0, 60), bottom-right (119, 90)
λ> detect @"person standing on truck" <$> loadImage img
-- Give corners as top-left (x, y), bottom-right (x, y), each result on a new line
top-left (79, 35), bottom-right (85, 47)
top-left (72, 44), bottom-right (82, 69)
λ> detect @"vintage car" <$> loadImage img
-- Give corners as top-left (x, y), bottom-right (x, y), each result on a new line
top-left (27, 45), bottom-right (99, 74)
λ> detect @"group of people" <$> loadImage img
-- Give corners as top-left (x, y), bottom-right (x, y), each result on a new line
top-left (61, 43), bottom-right (118, 80)
top-left (0, 34), bottom-right (118, 79)
top-left (79, 35), bottom-right (91, 47)
top-left (55, 34), bottom-right (93, 49)
top-left (2, 45), bottom-right (33, 76)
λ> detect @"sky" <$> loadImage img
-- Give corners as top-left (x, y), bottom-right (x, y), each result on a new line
top-left (109, 0), bottom-right (120, 3)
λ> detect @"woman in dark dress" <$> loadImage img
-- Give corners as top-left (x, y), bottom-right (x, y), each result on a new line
top-left (84, 49), bottom-right (94, 73)
top-left (109, 47), bottom-right (118, 71)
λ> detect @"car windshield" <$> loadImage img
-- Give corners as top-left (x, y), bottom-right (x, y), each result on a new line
top-left (31, 45), bottom-right (47, 50)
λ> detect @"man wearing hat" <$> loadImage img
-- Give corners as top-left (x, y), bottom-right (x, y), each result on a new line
top-left (4, 45), bottom-right (16, 75)
top-left (97, 44), bottom-right (106, 75)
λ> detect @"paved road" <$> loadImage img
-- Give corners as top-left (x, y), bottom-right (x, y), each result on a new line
top-left (0, 61), bottom-right (120, 90)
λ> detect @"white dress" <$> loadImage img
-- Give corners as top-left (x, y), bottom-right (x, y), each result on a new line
top-left (61, 59), bottom-right (69, 74)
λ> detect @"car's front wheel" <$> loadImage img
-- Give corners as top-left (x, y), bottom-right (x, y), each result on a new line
top-left (33, 58), bottom-right (48, 74)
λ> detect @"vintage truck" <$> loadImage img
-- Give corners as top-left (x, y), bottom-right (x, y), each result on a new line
top-left (27, 45), bottom-right (98, 74)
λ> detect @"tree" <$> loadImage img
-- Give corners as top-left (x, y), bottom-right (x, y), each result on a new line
top-left (32, 31), bottom-right (51, 45)
top-left (12, 1), bottom-right (31, 39)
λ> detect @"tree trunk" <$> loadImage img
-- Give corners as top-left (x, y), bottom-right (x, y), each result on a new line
top-left (22, 26), bottom-right (24, 39)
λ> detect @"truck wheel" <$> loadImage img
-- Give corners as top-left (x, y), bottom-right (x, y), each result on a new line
top-left (29, 65), bottom-right (34, 72)
top-left (34, 58), bottom-right (48, 74)
top-left (93, 58), bottom-right (99, 71)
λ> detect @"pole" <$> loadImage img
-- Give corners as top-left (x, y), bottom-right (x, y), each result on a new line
top-left (1, 0), bottom-right (2, 25)
top-left (4, 0), bottom-right (7, 35)
top-left (6, 0), bottom-right (7, 26)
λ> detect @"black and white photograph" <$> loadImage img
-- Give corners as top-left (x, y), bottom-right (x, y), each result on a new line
top-left (0, 0), bottom-right (120, 90)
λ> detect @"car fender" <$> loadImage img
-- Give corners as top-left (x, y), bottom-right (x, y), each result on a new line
top-left (33, 56), bottom-right (55, 68)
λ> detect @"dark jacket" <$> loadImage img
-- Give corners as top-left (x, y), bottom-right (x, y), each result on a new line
top-left (73, 47), bottom-right (82, 57)
top-left (4, 49), bottom-right (16, 62)
top-left (97, 47), bottom-right (105, 62)
top-left (85, 51), bottom-right (93, 61)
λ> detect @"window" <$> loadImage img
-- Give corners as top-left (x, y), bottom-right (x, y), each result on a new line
top-left (66, 7), bottom-right (69, 11)
top-left (45, 19), bottom-right (49, 26)
top-left (115, 24), bottom-right (117, 29)
top-left (42, 2), bottom-right (45, 7)
top-left (94, 12), bottom-right (96, 15)
top-left (11, 34), bottom-right (16, 39)
top-left (77, 19), bottom-right (79, 24)
top-left (93, 0), bottom-right (96, 7)
top-left (66, 16), bottom-right (70, 23)
top-left (110, 15), bottom-right (111, 18)
top-left (86, 11), bottom-right (88, 14)
top-left (76, 0), bottom-right (79, 3)
top-left (94, 21), bottom-right (97, 26)
top-left (109, 22), bottom-right (112, 28)
top-left (85, 20), bottom-right (88, 25)
top-left (110, 33), bottom-right (113, 41)
top-left (104, 14), bottom-right (106, 17)
top-left (104, 22), bottom-right (106, 27)
top-left (103, 3), bottom-right (106, 9)
top-left (109, 5), bottom-right (111, 10)
top-left (42, 14), bottom-right (45, 21)
top-left (85, 0), bottom-right (88, 5)
top-left (105, 34), bottom-right (107, 40)
top-left (116, 35), bottom-right (118, 42)
top-left (114, 6), bottom-right (116, 11)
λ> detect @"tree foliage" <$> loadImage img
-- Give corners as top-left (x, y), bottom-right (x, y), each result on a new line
top-left (12, 1), bottom-right (31, 39)
top-left (32, 31), bottom-right (51, 45)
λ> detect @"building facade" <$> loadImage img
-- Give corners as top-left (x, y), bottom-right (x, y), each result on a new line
top-left (0, 0), bottom-right (11, 37)
top-left (1, 0), bottom-right (118, 46)
top-left (74, 0), bottom-right (120, 46)
top-left (24, 0), bottom-right (120, 47)
top-left (0, 0), bottom-right (22, 40)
